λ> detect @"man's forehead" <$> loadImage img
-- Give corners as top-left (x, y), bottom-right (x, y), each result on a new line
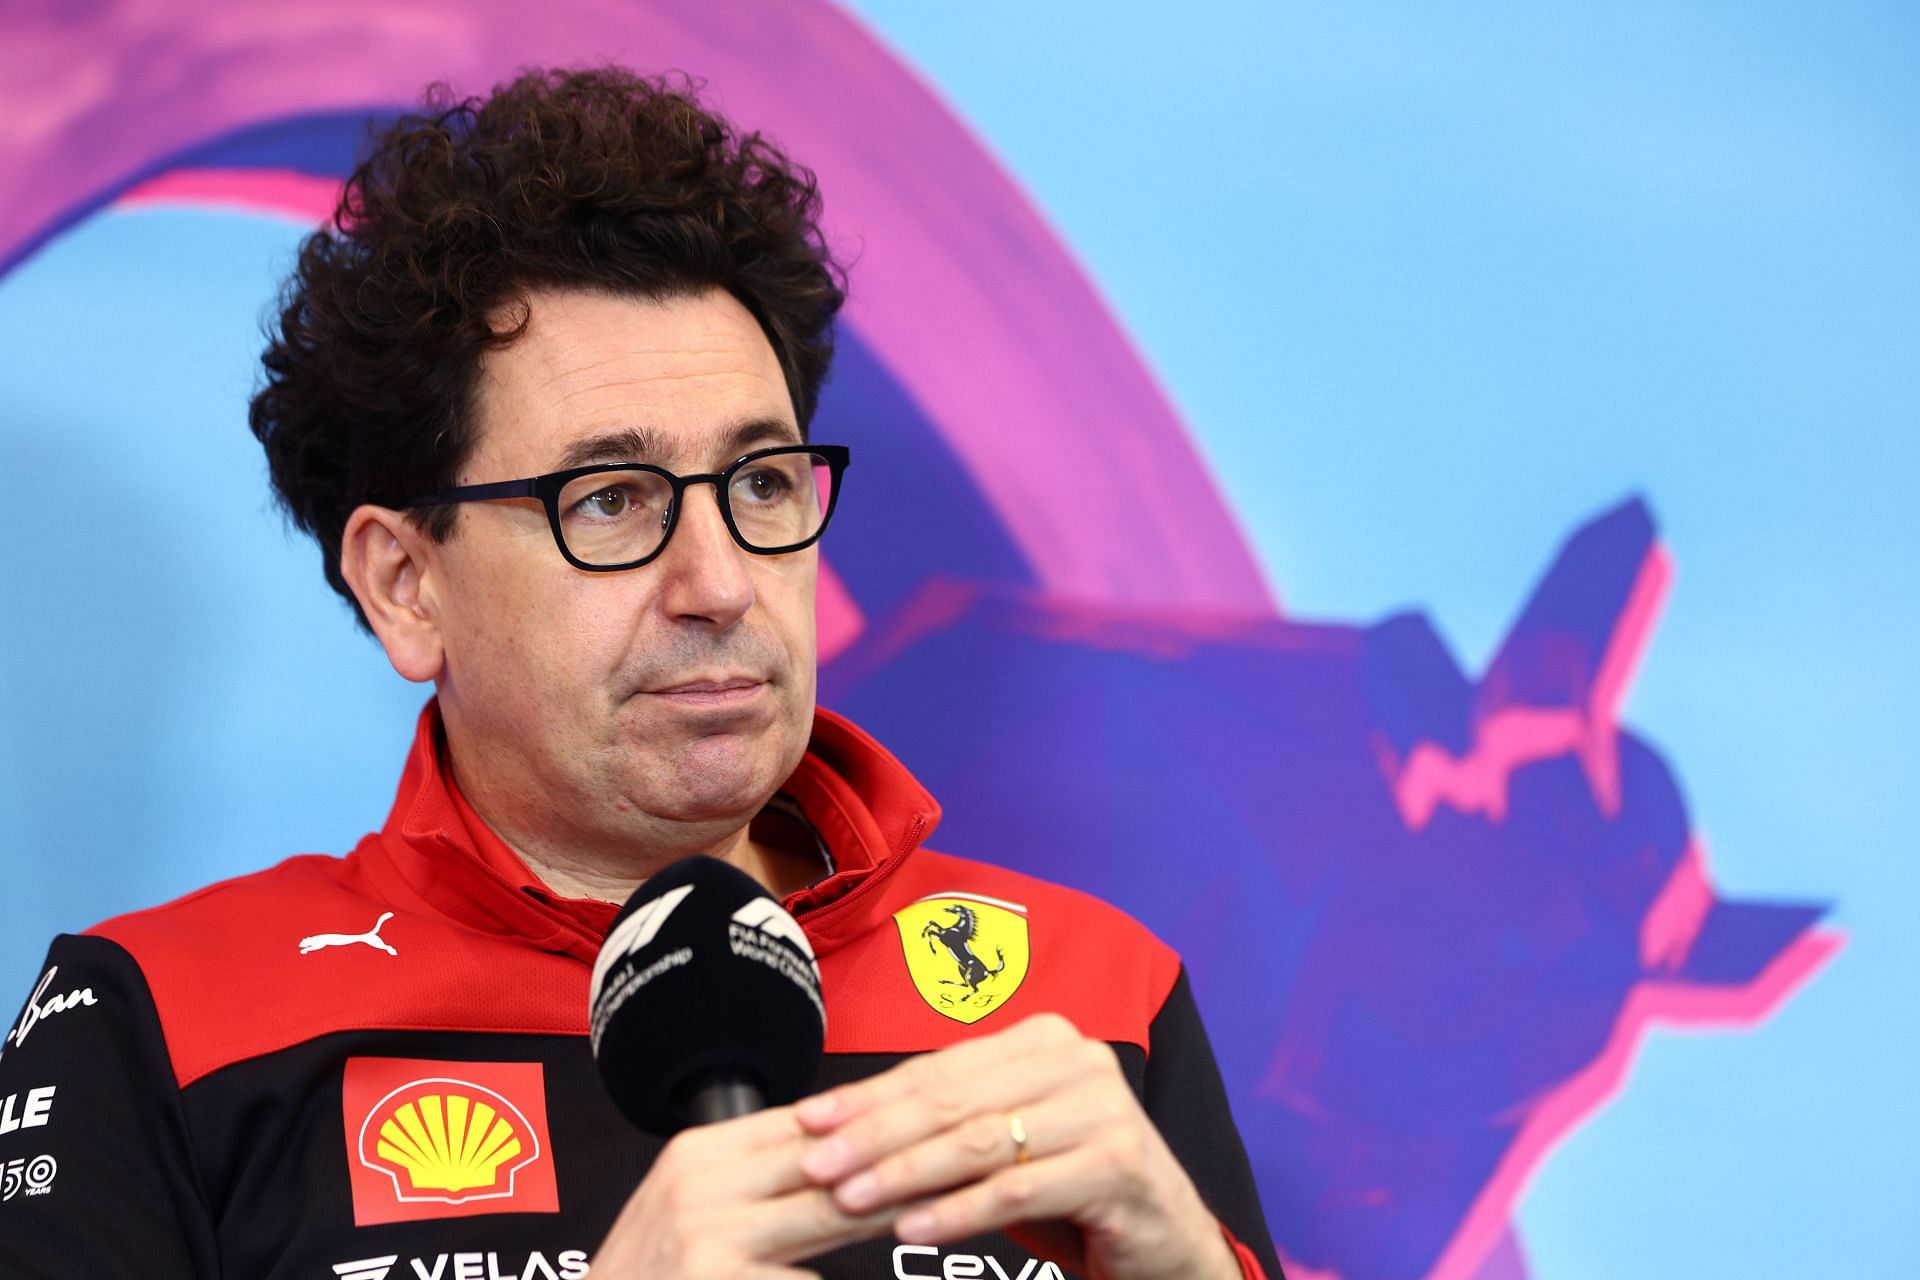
top-left (467, 287), bottom-right (798, 472)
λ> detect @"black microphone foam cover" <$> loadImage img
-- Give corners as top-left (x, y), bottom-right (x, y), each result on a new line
top-left (588, 855), bottom-right (826, 1136)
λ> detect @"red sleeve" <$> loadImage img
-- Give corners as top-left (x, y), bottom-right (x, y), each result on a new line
top-left (1224, 1219), bottom-right (1272, 1279)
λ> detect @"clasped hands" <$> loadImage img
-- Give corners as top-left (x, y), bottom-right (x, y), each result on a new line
top-left (591, 1013), bottom-right (1243, 1280)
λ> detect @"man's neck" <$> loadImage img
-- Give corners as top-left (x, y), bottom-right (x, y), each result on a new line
top-left (513, 820), bottom-right (822, 905)
top-left (436, 732), bottom-right (828, 906)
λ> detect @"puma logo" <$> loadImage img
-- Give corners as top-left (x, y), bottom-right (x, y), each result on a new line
top-left (299, 911), bottom-right (399, 957)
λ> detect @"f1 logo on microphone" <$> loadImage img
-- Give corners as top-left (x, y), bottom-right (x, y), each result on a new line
top-left (589, 883), bottom-right (696, 1002)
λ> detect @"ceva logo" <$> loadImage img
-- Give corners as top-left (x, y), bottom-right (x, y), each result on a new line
top-left (342, 1059), bottom-right (559, 1225)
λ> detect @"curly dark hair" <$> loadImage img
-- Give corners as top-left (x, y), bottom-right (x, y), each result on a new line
top-left (249, 66), bottom-right (848, 628)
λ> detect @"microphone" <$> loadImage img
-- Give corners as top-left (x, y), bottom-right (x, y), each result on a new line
top-left (588, 855), bottom-right (827, 1136)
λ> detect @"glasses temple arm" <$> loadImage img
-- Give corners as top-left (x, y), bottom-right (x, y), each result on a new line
top-left (399, 478), bottom-right (540, 508)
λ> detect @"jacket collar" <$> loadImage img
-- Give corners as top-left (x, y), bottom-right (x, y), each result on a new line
top-left (365, 700), bottom-right (941, 963)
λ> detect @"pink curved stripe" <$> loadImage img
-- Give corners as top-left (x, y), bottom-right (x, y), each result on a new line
top-left (117, 168), bottom-right (342, 221)
top-left (3, 0), bottom-right (1276, 614)
top-left (1468, 1232), bottom-right (1531, 1280)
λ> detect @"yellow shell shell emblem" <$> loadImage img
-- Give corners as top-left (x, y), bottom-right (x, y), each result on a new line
top-left (362, 1083), bottom-right (537, 1198)
top-left (893, 893), bottom-right (1031, 1024)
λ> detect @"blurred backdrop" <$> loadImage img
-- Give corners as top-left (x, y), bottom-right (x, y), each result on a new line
top-left (1, 3), bottom-right (1912, 1278)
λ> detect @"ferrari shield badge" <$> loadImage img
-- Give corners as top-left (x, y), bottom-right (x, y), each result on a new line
top-left (892, 893), bottom-right (1031, 1024)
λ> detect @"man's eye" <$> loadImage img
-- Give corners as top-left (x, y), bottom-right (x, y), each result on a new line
top-left (580, 487), bottom-right (632, 518)
top-left (735, 468), bottom-right (789, 503)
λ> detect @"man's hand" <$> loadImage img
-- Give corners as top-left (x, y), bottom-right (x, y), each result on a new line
top-left (590, 1103), bottom-right (898, 1279)
top-left (793, 1013), bottom-right (1243, 1280)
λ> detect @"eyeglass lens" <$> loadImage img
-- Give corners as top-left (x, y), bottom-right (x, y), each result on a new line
top-left (555, 451), bottom-right (837, 566)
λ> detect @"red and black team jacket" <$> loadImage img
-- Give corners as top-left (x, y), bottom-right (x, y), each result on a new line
top-left (0, 704), bottom-right (1278, 1279)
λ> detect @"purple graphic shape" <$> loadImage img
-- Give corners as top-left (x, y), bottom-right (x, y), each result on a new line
top-left (822, 498), bottom-right (1837, 1280)
top-left (1, 0), bottom-right (1273, 615)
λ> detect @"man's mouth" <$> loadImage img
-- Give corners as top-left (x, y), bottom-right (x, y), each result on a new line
top-left (642, 676), bottom-right (769, 707)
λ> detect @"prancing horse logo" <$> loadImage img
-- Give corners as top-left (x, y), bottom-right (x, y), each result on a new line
top-left (921, 905), bottom-right (1006, 997)
top-left (893, 894), bottom-right (1032, 1025)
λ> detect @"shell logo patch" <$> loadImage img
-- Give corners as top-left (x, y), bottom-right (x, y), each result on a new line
top-left (893, 893), bottom-right (1031, 1024)
top-left (341, 1058), bottom-right (558, 1224)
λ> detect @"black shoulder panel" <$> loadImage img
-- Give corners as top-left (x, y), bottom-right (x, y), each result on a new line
top-left (1147, 968), bottom-right (1283, 1278)
top-left (0, 934), bottom-right (220, 1277)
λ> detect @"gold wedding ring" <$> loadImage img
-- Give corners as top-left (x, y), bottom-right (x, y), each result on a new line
top-left (1006, 1112), bottom-right (1031, 1165)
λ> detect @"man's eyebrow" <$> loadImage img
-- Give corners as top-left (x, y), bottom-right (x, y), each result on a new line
top-left (556, 427), bottom-right (665, 470)
top-left (720, 417), bottom-right (803, 456)
top-left (554, 419), bottom-right (801, 471)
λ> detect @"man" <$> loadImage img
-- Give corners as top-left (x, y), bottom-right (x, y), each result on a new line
top-left (0, 67), bottom-right (1278, 1279)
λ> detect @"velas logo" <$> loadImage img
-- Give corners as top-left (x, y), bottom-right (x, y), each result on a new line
top-left (893, 893), bottom-right (1031, 1024)
top-left (341, 1058), bottom-right (558, 1225)
top-left (330, 1250), bottom-right (590, 1280)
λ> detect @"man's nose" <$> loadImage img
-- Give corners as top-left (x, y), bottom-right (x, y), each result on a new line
top-left (656, 481), bottom-right (755, 627)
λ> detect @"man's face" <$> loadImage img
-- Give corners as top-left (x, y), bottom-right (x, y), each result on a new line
top-left (423, 286), bottom-right (818, 863)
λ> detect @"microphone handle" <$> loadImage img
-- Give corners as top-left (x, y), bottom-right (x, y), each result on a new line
top-left (682, 1075), bottom-right (767, 1127)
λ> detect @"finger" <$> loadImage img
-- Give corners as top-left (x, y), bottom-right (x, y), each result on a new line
top-left (647, 1108), bottom-right (823, 1205)
top-left (828, 1091), bottom-right (1101, 1214)
top-left (801, 1026), bottom-right (1117, 1182)
top-left (736, 1268), bottom-right (820, 1280)
top-left (597, 1131), bottom-right (900, 1275)
top-left (892, 1144), bottom-right (1111, 1247)
top-left (796, 1014), bottom-right (1087, 1135)
top-left (682, 1101), bottom-right (810, 1156)
top-left (733, 1184), bottom-right (913, 1263)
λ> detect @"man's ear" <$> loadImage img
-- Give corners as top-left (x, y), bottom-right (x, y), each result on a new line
top-left (340, 504), bottom-right (446, 684)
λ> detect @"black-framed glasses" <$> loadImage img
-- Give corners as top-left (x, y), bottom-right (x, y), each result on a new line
top-left (400, 444), bottom-right (850, 572)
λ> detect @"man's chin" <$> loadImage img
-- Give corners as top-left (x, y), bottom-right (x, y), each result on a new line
top-left (650, 735), bottom-right (785, 822)
top-left (612, 696), bottom-right (810, 820)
